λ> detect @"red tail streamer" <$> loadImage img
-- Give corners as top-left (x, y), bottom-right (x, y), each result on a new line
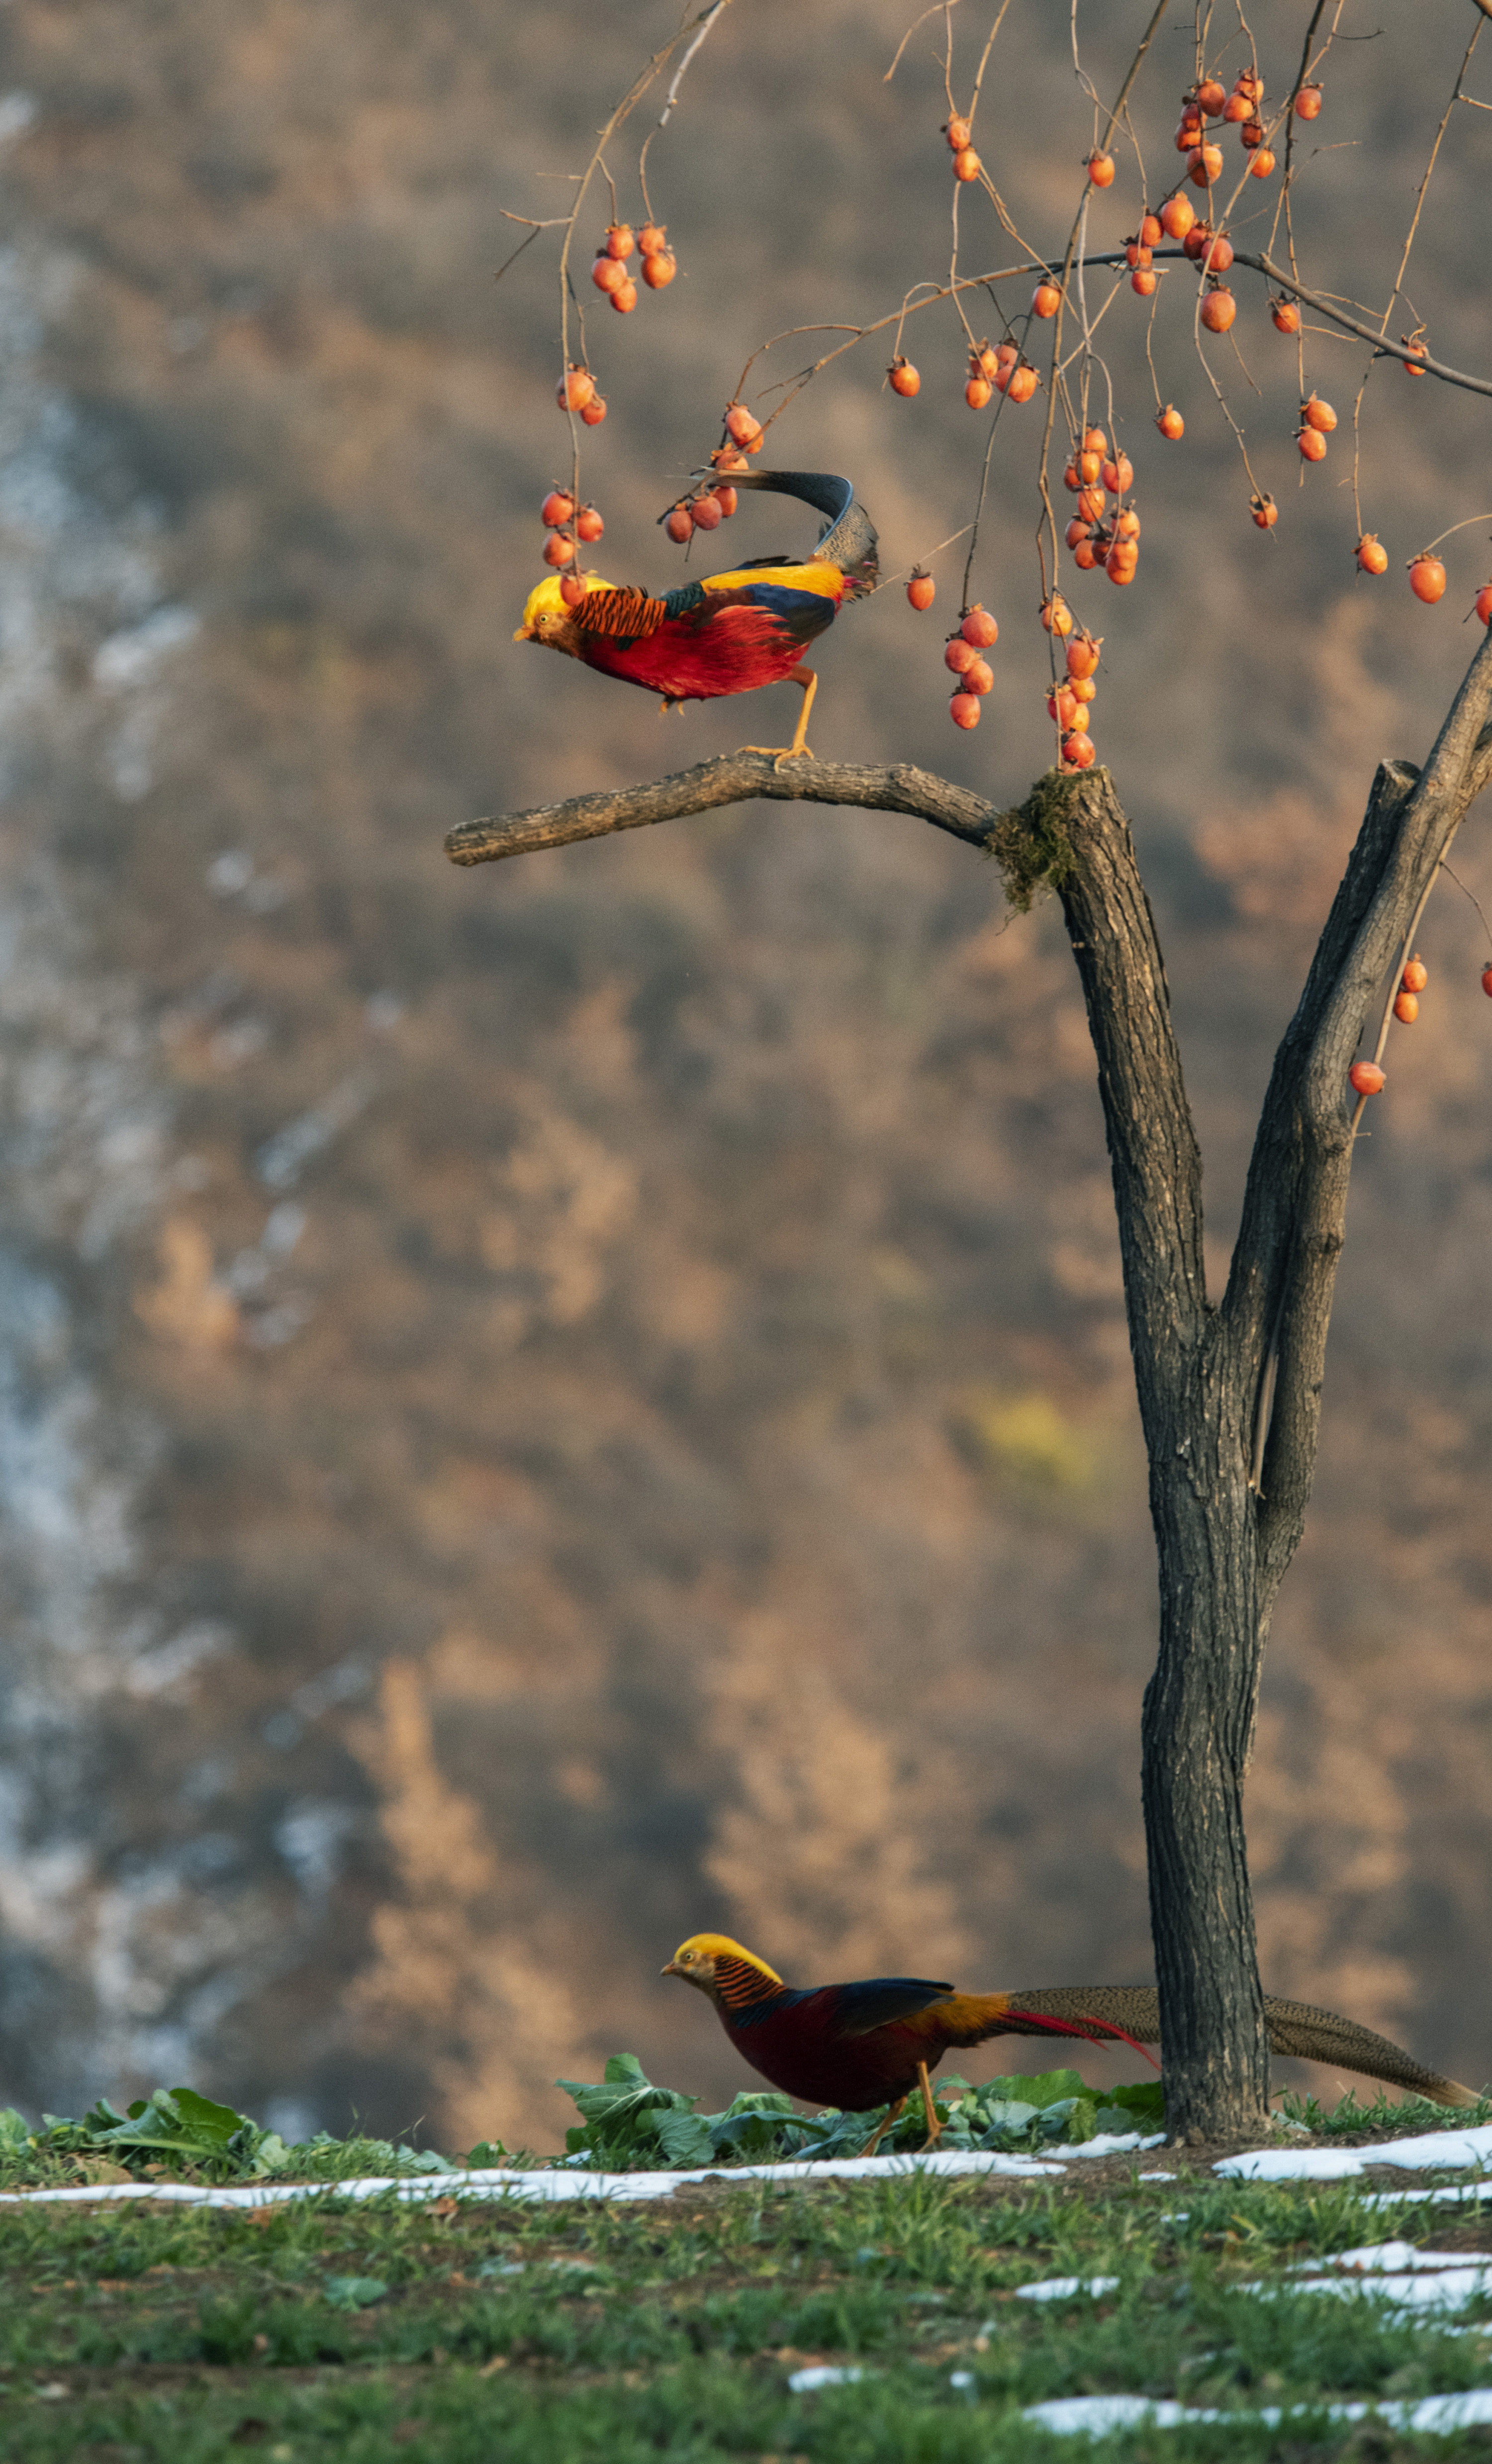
top-left (1002, 2004), bottom-right (1163, 2073)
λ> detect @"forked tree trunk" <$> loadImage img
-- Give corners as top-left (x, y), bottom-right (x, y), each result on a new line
top-left (447, 627), bottom-right (1492, 2141)
top-left (1053, 657), bottom-right (1492, 2137)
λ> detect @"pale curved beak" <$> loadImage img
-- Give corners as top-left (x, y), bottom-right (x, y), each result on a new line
top-left (512, 624), bottom-right (531, 642)
top-left (660, 1959), bottom-right (681, 1977)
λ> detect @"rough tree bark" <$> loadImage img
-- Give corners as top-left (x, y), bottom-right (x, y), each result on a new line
top-left (448, 628), bottom-right (1492, 2139)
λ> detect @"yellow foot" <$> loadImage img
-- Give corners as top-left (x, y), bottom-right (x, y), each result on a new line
top-left (860, 2096), bottom-right (906, 2157)
top-left (741, 743), bottom-right (816, 771)
top-left (916, 2061), bottom-right (942, 2152)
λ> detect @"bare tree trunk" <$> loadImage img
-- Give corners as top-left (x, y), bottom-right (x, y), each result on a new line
top-left (1053, 779), bottom-right (1271, 2136)
top-left (1047, 637), bottom-right (1492, 2138)
top-left (445, 629), bottom-right (1492, 2140)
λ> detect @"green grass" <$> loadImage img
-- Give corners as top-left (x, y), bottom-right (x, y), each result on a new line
top-left (1276, 2088), bottom-right (1492, 2139)
top-left (5, 2164), bottom-right (1492, 2459)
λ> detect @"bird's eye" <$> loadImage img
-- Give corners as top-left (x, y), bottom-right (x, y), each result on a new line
top-left (679, 1951), bottom-right (693, 1964)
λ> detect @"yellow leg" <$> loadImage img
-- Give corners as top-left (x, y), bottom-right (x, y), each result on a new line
top-left (658, 697), bottom-right (685, 716)
top-left (741, 665), bottom-right (818, 767)
top-left (918, 2061), bottom-right (943, 2151)
top-left (860, 2093), bottom-right (907, 2157)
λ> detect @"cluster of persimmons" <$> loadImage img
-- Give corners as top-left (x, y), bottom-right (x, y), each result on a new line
top-left (522, 26), bottom-right (1492, 1103)
top-left (532, 35), bottom-right (1492, 951)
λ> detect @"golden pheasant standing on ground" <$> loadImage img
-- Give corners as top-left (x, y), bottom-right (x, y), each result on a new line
top-left (514, 469), bottom-right (878, 760)
top-left (663, 1934), bottom-right (1478, 2148)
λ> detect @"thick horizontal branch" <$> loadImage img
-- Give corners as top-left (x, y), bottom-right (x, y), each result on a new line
top-left (1238, 249), bottom-right (1492, 395)
top-left (1075, 250), bottom-right (1492, 396)
top-left (445, 753), bottom-right (999, 866)
top-left (744, 250), bottom-right (1492, 413)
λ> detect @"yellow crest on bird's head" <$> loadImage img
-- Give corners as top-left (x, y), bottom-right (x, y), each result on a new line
top-left (661, 1933), bottom-right (785, 2003)
top-left (513, 571), bottom-right (617, 642)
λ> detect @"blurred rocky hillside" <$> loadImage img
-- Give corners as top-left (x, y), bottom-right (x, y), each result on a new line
top-left (0, 0), bottom-right (1488, 2149)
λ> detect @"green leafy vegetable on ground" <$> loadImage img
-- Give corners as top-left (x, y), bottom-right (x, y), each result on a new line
top-left (553, 2055), bottom-right (1171, 2172)
top-left (0, 2065), bottom-right (1482, 2196)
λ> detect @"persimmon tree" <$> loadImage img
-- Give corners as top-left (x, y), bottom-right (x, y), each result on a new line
top-left (467, 0), bottom-right (1492, 2142)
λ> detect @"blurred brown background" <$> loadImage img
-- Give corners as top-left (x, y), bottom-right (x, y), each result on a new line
top-left (0, 0), bottom-right (1487, 2152)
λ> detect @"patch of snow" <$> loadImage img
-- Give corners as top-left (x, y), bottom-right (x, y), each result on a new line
top-left (1022, 2390), bottom-right (1492, 2437)
top-left (1064, 2131), bottom-right (1166, 2157)
top-left (255, 1069), bottom-right (375, 1189)
top-left (1016, 2275), bottom-right (1120, 2302)
top-left (243, 1295), bottom-right (312, 1347)
top-left (262, 1201), bottom-right (306, 1256)
top-left (787, 2365), bottom-right (865, 2392)
top-left (1216, 2145), bottom-right (1369, 2181)
top-left (1024, 2396), bottom-right (1192, 2434)
top-left (1291, 2241), bottom-right (1492, 2274)
top-left (1285, 2267), bottom-right (1492, 2314)
top-left (92, 603), bottom-right (199, 690)
top-left (123, 1619), bottom-right (234, 1697)
top-left (288, 1656), bottom-right (370, 1720)
top-left (206, 851), bottom-right (254, 896)
top-left (275, 1801), bottom-right (357, 1903)
top-left (1218, 2125), bottom-right (1492, 2182)
top-left (0, 2146), bottom-right (1072, 2211)
top-left (0, 93), bottom-right (37, 149)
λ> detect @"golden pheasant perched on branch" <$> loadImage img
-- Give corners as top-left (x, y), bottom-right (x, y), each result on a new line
top-left (514, 469), bottom-right (878, 761)
top-left (663, 1934), bottom-right (1477, 2149)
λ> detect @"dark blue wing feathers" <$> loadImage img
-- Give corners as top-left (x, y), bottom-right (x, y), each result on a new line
top-left (824, 1977), bottom-right (957, 2037)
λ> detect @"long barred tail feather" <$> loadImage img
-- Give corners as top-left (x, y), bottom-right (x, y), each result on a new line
top-left (996, 1987), bottom-right (1479, 2111)
top-left (999, 2003), bottom-right (1162, 2071)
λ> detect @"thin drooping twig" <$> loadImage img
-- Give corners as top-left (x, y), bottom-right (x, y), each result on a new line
top-left (1376, 17), bottom-right (1481, 345)
top-left (551, 14), bottom-right (724, 501)
top-left (1276, 0), bottom-right (1346, 343)
top-left (1036, 0), bottom-right (1174, 584)
top-left (1093, 0), bottom-right (1174, 155)
top-left (1442, 857), bottom-right (1492, 954)
top-left (659, 0), bottom-right (736, 124)
top-left (445, 755), bottom-right (1000, 868)
top-left (884, 0), bottom-right (963, 86)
